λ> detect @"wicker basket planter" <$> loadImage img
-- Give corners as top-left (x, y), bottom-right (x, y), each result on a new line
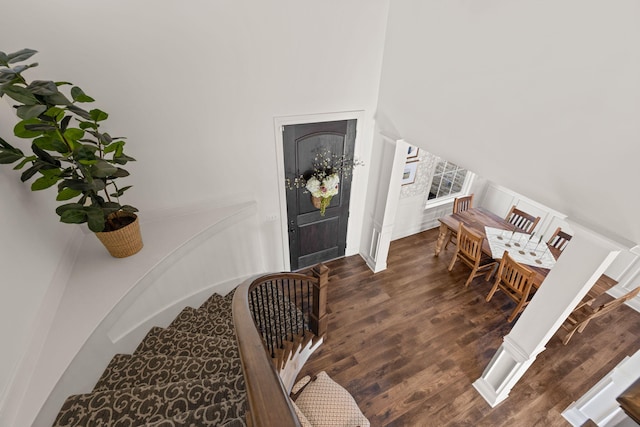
top-left (95, 213), bottom-right (143, 258)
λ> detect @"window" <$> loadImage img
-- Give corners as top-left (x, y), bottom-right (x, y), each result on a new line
top-left (427, 160), bottom-right (473, 203)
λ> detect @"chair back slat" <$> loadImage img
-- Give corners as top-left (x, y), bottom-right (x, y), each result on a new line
top-left (448, 223), bottom-right (497, 288)
top-left (453, 194), bottom-right (474, 214)
top-left (486, 251), bottom-right (535, 322)
top-left (547, 227), bottom-right (572, 251)
top-left (457, 223), bottom-right (484, 267)
top-left (505, 205), bottom-right (540, 233)
top-left (498, 253), bottom-right (535, 297)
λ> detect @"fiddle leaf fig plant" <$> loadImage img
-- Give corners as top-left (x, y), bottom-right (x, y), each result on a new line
top-left (0, 48), bottom-right (137, 232)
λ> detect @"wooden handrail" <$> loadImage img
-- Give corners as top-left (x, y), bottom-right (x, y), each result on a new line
top-left (232, 265), bottom-right (329, 427)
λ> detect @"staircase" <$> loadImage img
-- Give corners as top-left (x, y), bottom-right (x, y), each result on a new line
top-left (52, 264), bottom-right (329, 427)
top-left (53, 290), bottom-right (247, 427)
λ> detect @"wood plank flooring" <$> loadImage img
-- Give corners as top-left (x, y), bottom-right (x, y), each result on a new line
top-left (298, 229), bottom-right (640, 426)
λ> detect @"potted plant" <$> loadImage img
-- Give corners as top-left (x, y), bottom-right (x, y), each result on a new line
top-left (286, 149), bottom-right (363, 216)
top-left (0, 48), bottom-right (142, 257)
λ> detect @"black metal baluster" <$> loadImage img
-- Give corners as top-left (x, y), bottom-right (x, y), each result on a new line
top-left (274, 279), bottom-right (283, 350)
top-left (300, 280), bottom-right (306, 337)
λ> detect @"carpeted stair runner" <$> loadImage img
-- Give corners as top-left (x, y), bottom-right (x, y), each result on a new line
top-left (52, 289), bottom-right (248, 427)
top-left (169, 306), bottom-right (236, 338)
top-left (146, 396), bottom-right (247, 427)
top-left (93, 353), bottom-right (243, 392)
top-left (134, 326), bottom-right (239, 360)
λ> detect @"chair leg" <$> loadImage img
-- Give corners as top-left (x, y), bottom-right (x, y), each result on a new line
top-left (485, 279), bottom-right (499, 302)
top-left (448, 251), bottom-right (458, 272)
top-left (507, 299), bottom-right (528, 322)
top-left (562, 326), bottom-right (578, 345)
top-left (464, 269), bottom-right (477, 287)
top-left (576, 319), bottom-right (591, 334)
top-left (484, 264), bottom-right (498, 281)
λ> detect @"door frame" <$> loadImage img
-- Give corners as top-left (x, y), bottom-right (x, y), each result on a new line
top-left (274, 111), bottom-right (366, 271)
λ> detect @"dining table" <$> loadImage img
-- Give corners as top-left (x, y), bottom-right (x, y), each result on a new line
top-left (435, 207), bottom-right (618, 297)
top-left (434, 207), bottom-right (559, 287)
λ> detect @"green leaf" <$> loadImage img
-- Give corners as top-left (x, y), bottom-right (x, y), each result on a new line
top-left (58, 208), bottom-right (87, 225)
top-left (74, 144), bottom-right (97, 162)
top-left (20, 162), bottom-right (46, 182)
top-left (14, 119), bottom-right (44, 138)
top-left (112, 153), bottom-right (136, 165)
top-left (89, 160), bottom-right (118, 178)
top-left (0, 72), bottom-right (17, 84)
top-left (16, 104), bottom-right (47, 120)
top-left (63, 128), bottom-right (84, 142)
top-left (2, 84), bottom-right (38, 104)
top-left (45, 106), bottom-right (66, 121)
top-left (86, 207), bottom-right (105, 232)
top-left (70, 86), bottom-right (95, 103)
top-left (110, 185), bottom-right (132, 198)
top-left (43, 91), bottom-right (71, 106)
top-left (31, 170), bottom-right (61, 190)
top-left (101, 202), bottom-right (122, 215)
top-left (100, 132), bottom-right (113, 144)
top-left (89, 108), bottom-right (108, 122)
top-left (33, 135), bottom-right (69, 153)
top-left (59, 179), bottom-right (87, 191)
top-left (0, 150), bottom-right (24, 164)
top-left (103, 140), bottom-right (123, 154)
top-left (12, 156), bottom-right (34, 170)
top-left (24, 123), bottom-right (57, 132)
top-left (121, 205), bottom-right (139, 213)
top-left (68, 105), bottom-right (92, 120)
top-left (60, 115), bottom-right (71, 132)
top-left (0, 137), bottom-right (24, 164)
top-left (78, 121), bottom-right (97, 130)
top-left (27, 80), bottom-right (59, 96)
top-left (4, 63), bottom-right (37, 76)
top-left (7, 48), bottom-right (38, 64)
top-left (0, 51), bottom-right (8, 66)
top-left (56, 187), bottom-right (82, 201)
top-left (109, 167), bottom-right (130, 178)
top-left (56, 202), bottom-right (82, 214)
top-left (31, 144), bottom-right (61, 167)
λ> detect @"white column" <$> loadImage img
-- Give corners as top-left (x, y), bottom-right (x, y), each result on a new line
top-left (473, 223), bottom-right (620, 407)
top-left (362, 135), bottom-right (408, 273)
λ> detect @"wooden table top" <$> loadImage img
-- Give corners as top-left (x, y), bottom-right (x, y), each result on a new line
top-left (438, 207), bottom-right (557, 286)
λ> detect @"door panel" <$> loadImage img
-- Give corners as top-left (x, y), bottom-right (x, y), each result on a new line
top-left (283, 119), bottom-right (356, 270)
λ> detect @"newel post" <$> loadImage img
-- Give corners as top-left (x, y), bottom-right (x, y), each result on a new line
top-left (310, 263), bottom-right (329, 337)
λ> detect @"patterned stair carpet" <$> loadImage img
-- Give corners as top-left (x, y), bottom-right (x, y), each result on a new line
top-left (53, 290), bottom-right (248, 427)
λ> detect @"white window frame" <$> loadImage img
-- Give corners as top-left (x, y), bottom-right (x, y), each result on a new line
top-left (425, 161), bottom-right (475, 209)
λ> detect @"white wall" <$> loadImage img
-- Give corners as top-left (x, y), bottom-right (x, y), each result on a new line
top-left (0, 103), bottom-right (75, 419)
top-left (0, 0), bottom-right (390, 423)
top-left (377, 0), bottom-right (640, 245)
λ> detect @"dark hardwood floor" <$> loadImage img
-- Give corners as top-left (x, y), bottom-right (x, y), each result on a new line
top-left (298, 229), bottom-right (640, 426)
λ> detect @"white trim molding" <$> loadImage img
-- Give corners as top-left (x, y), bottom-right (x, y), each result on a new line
top-left (563, 350), bottom-right (640, 426)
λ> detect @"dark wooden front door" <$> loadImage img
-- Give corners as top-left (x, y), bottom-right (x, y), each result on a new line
top-left (283, 119), bottom-right (356, 271)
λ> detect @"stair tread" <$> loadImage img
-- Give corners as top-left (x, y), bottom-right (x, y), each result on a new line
top-left (199, 293), bottom-right (232, 314)
top-left (135, 327), bottom-right (239, 360)
top-left (169, 306), bottom-right (235, 337)
top-left (145, 396), bottom-right (246, 427)
top-left (94, 353), bottom-right (243, 392)
top-left (53, 378), bottom-right (245, 427)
